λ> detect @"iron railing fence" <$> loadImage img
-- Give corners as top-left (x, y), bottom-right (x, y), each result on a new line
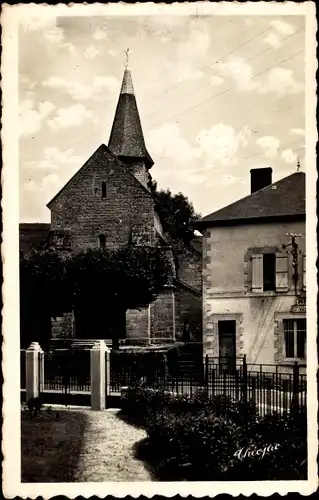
top-left (20, 347), bottom-right (307, 415)
top-left (43, 349), bottom-right (91, 392)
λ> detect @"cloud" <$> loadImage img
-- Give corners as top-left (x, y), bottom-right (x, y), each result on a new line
top-left (290, 128), bottom-right (305, 136)
top-left (20, 14), bottom-right (57, 31)
top-left (259, 67), bottom-right (304, 95)
top-left (210, 75), bottom-right (224, 85)
top-left (42, 75), bottom-right (119, 101)
top-left (93, 28), bottom-right (107, 40)
top-left (177, 29), bottom-right (210, 59)
top-left (43, 26), bottom-right (65, 44)
top-left (20, 74), bottom-right (37, 90)
top-left (25, 147), bottom-right (81, 172)
top-left (196, 123), bottom-right (252, 166)
top-left (256, 136), bottom-right (280, 157)
top-left (48, 103), bottom-right (95, 131)
top-left (85, 45), bottom-right (100, 60)
top-left (281, 148), bottom-right (298, 164)
top-left (19, 99), bottom-right (55, 137)
top-left (218, 57), bottom-right (259, 92)
top-left (176, 62), bottom-right (204, 82)
top-left (270, 19), bottom-right (296, 36)
top-left (262, 32), bottom-right (282, 49)
top-left (149, 123), bottom-right (200, 165)
top-left (24, 173), bottom-right (60, 192)
top-left (216, 55), bottom-right (303, 96)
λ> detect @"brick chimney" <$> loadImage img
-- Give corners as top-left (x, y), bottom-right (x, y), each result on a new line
top-left (250, 167), bottom-right (273, 194)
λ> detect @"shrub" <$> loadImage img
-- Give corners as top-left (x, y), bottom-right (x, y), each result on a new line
top-left (122, 387), bottom-right (307, 481)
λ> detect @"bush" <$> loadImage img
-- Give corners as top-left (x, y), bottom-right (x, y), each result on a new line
top-left (122, 387), bottom-right (307, 481)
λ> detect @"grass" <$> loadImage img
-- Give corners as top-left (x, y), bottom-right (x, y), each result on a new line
top-left (21, 407), bottom-right (154, 482)
top-left (21, 408), bottom-right (88, 482)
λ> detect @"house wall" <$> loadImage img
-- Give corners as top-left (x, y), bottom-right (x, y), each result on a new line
top-left (203, 220), bottom-right (306, 366)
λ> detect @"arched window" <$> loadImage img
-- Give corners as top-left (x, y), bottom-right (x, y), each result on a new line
top-left (101, 182), bottom-right (107, 198)
top-left (99, 234), bottom-right (106, 249)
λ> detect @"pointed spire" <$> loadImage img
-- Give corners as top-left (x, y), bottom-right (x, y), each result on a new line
top-left (108, 63), bottom-right (154, 168)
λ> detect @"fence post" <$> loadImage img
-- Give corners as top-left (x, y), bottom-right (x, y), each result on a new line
top-left (105, 346), bottom-right (111, 398)
top-left (26, 342), bottom-right (42, 401)
top-left (90, 340), bottom-right (106, 410)
top-left (292, 361), bottom-right (299, 408)
top-left (39, 347), bottom-right (44, 393)
top-left (242, 354), bottom-right (247, 401)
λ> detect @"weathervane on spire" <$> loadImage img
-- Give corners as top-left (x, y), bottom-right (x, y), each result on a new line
top-left (297, 156), bottom-right (301, 172)
top-left (124, 48), bottom-right (129, 69)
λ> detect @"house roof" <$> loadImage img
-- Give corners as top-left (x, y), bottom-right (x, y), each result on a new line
top-left (108, 68), bottom-right (154, 168)
top-left (197, 172), bottom-right (305, 228)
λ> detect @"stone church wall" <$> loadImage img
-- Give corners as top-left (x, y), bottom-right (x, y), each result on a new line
top-left (49, 146), bottom-right (156, 253)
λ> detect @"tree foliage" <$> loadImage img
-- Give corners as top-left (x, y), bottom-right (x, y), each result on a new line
top-left (150, 180), bottom-right (200, 244)
top-left (20, 246), bottom-right (171, 348)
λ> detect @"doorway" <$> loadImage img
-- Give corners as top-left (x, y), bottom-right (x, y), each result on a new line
top-left (218, 320), bottom-right (236, 373)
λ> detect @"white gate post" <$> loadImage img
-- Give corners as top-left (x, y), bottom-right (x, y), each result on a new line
top-left (90, 340), bottom-right (106, 410)
top-left (105, 346), bottom-right (111, 398)
top-left (26, 342), bottom-right (42, 401)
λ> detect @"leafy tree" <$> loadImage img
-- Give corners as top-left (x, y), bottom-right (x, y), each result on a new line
top-left (20, 246), bottom-right (171, 349)
top-left (71, 246), bottom-right (171, 348)
top-left (150, 180), bottom-right (200, 244)
top-left (20, 249), bottom-right (72, 349)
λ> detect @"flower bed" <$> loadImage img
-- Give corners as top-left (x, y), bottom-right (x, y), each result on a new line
top-left (121, 387), bottom-right (307, 481)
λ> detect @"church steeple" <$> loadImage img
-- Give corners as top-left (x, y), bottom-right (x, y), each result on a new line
top-left (108, 61), bottom-right (154, 169)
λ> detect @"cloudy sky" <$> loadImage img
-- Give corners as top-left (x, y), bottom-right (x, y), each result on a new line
top-left (19, 10), bottom-right (306, 222)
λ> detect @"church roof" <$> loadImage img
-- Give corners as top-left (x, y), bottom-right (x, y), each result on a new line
top-left (197, 172), bottom-right (305, 228)
top-left (108, 68), bottom-right (154, 168)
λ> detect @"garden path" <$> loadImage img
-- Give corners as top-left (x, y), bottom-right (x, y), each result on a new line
top-left (73, 408), bottom-right (154, 482)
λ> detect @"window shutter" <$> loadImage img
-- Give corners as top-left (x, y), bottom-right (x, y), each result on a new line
top-left (275, 253), bottom-right (289, 292)
top-left (252, 254), bottom-right (263, 292)
top-left (302, 253), bottom-right (306, 290)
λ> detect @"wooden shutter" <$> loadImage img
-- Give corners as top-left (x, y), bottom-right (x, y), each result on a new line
top-left (275, 253), bottom-right (289, 292)
top-left (251, 254), bottom-right (263, 292)
top-left (302, 253), bottom-right (306, 290)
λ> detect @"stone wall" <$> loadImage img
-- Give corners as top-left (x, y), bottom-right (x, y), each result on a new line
top-left (48, 145), bottom-right (157, 253)
top-left (175, 283), bottom-right (202, 343)
top-left (172, 240), bottom-right (202, 292)
top-left (51, 312), bottom-right (75, 338)
top-left (150, 288), bottom-right (176, 343)
top-left (126, 307), bottom-right (150, 345)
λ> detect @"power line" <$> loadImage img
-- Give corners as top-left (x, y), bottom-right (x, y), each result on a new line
top-left (147, 26), bottom-right (271, 105)
top-left (147, 49), bottom-right (303, 130)
top-left (246, 146), bottom-right (305, 170)
top-left (241, 140), bottom-right (303, 162)
top-left (182, 27), bottom-right (304, 99)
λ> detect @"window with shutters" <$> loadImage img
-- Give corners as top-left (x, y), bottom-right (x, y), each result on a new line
top-left (283, 318), bottom-right (306, 359)
top-left (251, 252), bottom-right (288, 293)
top-left (263, 253), bottom-right (276, 291)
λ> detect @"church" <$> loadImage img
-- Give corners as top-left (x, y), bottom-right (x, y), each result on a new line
top-left (20, 65), bottom-right (202, 350)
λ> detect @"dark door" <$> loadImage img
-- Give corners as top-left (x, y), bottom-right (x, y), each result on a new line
top-left (218, 320), bottom-right (236, 373)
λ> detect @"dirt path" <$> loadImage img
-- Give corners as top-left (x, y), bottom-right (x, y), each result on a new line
top-left (73, 409), bottom-right (154, 482)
